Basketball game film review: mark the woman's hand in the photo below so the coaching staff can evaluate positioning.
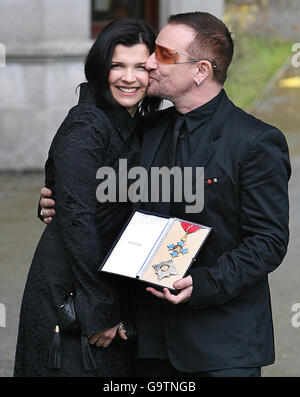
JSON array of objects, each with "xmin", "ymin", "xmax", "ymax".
[{"xmin": 88, "ymin": 322, "xmax": 127, "ymax": 348}]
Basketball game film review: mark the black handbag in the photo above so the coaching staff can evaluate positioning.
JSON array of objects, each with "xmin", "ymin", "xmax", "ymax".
[
  {"xmin": 57, "ymin": 292, "xmax": 80, "ymax": 334},
  {"xmin": 48, "ymin": 292, "xmax": 97, "ymax": 371},
  {"xmin": 48, "ymin": 293, "xmax": 137, "ymax": 371}
]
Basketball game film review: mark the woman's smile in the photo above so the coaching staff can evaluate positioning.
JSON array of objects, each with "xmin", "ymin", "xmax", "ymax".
[{"xmin": 117, "ymin": 86, "xmax": 141, "ymax": 95}]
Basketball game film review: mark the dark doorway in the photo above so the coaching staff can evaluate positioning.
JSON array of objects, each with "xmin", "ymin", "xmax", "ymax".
[{"xmin": 91, "ymin": 0, "xmax": 159, "ymax": 38}]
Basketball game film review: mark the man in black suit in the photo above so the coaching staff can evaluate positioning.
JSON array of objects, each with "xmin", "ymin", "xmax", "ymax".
[
  {"xmin": 40, "ymin": 12, "xmax": 290, "ymax": 377},
  {"xmin": 130, "ymin": 12, "xmax": 290, "ymax": 377}
]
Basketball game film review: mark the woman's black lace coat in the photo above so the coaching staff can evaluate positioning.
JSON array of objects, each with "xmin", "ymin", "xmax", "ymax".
[{"xmin": 14, "ymin": 83, "xmax": 141, "ymax": 377}]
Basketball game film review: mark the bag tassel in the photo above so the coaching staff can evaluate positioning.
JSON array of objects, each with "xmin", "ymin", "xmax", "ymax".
[
  {"xmin": 48, "ymin": 325, "xmax": 62, "ymax": 369},
  {"xmin": 81, "ymin": 335, "xmax": 97, "ymax": 371}
]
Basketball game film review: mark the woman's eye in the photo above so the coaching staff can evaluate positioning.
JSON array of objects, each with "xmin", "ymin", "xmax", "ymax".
[{"xmin": 110, "ymin": 64, "xmax": 147, "ymax": 71}]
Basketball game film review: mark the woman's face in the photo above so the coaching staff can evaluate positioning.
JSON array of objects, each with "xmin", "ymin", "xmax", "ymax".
[{"xmin": 108, "ymin": 43, "xmax": 150, "ymax": 116}]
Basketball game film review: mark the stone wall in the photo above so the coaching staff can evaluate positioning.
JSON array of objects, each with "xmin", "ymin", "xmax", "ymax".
[
  {"xmin": 0, "ymin": 0, "xmax": 224, "ymax": 171},
  {"xmin": 0, "ymin": 0, "xmax": 91, "ymax": 171},
  {"xmin": 160, "ymin": 0, "xmax": 224, "ymax": 27}
]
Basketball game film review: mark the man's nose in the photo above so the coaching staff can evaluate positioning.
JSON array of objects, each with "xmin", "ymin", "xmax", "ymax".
[
  {"xmin": 122, "ymin": 68, "xmax": 136, "ymax": 83},
  {"xmin": 146, "ymin": 52, "xmax": 158, "ymax": 71}
]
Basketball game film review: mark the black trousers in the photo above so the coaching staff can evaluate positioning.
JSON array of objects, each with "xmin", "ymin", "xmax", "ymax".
[{"xmin": 133, "ymin": 359, "xmax": 261, "ymax": 377}]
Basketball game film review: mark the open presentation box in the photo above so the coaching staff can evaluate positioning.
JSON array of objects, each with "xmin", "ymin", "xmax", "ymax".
[{"xmin": 98, "ymin": 210, "xmax": 211, "ymax": 290}]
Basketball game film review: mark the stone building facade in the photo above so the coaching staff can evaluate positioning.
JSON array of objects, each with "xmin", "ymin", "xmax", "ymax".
[{"xmin": 0, "ymin": 0, "xmax": 224, "ymax": 171}]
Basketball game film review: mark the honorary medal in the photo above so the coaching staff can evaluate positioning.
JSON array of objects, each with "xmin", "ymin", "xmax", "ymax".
[
  {"xmin": 167, "ymin": 222, "xmax": 202, "ymax": 258},
  {"xmin": 152, "ymin": 260, "xmax": 179, "ymax": 280}
]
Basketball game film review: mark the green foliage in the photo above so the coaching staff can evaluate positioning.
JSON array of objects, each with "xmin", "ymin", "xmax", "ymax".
[
  {"xmin": 223, "ymin": 1, "xmax": 295, "ymax": 109},
  {"xmin": 224, "ymin": 36, "xmax": 292, "ymax": 110}
]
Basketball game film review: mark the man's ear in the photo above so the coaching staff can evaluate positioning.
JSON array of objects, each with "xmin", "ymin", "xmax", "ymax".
[{"xmin": 193, "ymin": 60, "xmax": 211, "ymax": 85}]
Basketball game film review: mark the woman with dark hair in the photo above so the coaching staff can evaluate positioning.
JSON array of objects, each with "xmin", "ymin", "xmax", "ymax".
[{"xmin": 14, "ymin": 19, "xmax": 161, "ymax": 377}]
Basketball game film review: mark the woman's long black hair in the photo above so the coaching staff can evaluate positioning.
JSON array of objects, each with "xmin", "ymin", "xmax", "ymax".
[{"xmin": 84, "ymin": 18, "xmax": 162, "ymax": 116}]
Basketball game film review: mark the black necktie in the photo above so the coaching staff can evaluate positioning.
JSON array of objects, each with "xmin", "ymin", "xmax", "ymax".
[{"xmin": 168, "ymin": 116, "xmax": 185, "ymax": 168}]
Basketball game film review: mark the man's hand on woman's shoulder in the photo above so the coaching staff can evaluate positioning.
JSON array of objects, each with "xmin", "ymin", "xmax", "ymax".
[{"xmin": 40, "ymin": 187, "xmax": 56, "ymax": 224}]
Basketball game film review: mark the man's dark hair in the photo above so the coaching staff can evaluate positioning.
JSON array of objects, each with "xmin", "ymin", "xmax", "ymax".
[
  {"xmin": 85, "ymin": 18, "xmax": 162, "ymax": 115},
  {"xmin": 168, "ymin": 12, "xmax": 234, "ymax": 85}
]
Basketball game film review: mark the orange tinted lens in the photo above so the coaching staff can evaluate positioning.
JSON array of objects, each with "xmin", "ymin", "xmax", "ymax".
[{"xmin": 155, "ymin": 44, "xmax": 175, "ymax": 64}]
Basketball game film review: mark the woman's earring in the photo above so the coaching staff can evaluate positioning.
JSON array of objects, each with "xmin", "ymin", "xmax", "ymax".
[{"xmin": 196, "ymin": 81, "xmax": 201, "ymax": 87}]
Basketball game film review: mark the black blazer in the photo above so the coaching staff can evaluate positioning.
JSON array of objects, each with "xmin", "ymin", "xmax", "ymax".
[{"xmin": 136, "ymin": 91, "xmax": 291, "ymax": 372}]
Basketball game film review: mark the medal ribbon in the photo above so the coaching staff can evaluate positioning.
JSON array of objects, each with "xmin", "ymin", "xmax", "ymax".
[{"xmin": 181, "ymin": 222, "xmax": 202, "ymax": 234}]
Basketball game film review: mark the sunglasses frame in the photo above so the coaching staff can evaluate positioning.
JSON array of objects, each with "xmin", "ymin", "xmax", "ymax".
[{"xmin": 155, "ymin": 43, "xmax": 217, "ymax": 69}]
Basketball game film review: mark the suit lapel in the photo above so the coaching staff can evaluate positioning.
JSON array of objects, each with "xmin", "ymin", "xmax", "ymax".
[
  {"xmin": 187, "ymin": 91, "xmax": 234, "ymax": 171},
  {"xmin": 186, "ymin": 121, "xmax": 216, "ymax": 170},
  {"xmin": 210, "ymin": 90, "xmax": 234, "ymax": 141}
]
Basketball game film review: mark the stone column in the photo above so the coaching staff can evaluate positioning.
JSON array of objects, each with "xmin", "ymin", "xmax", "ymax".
[{"xmin": 0, "ymin": 0, "xmax": 92, "ymax": 171}]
